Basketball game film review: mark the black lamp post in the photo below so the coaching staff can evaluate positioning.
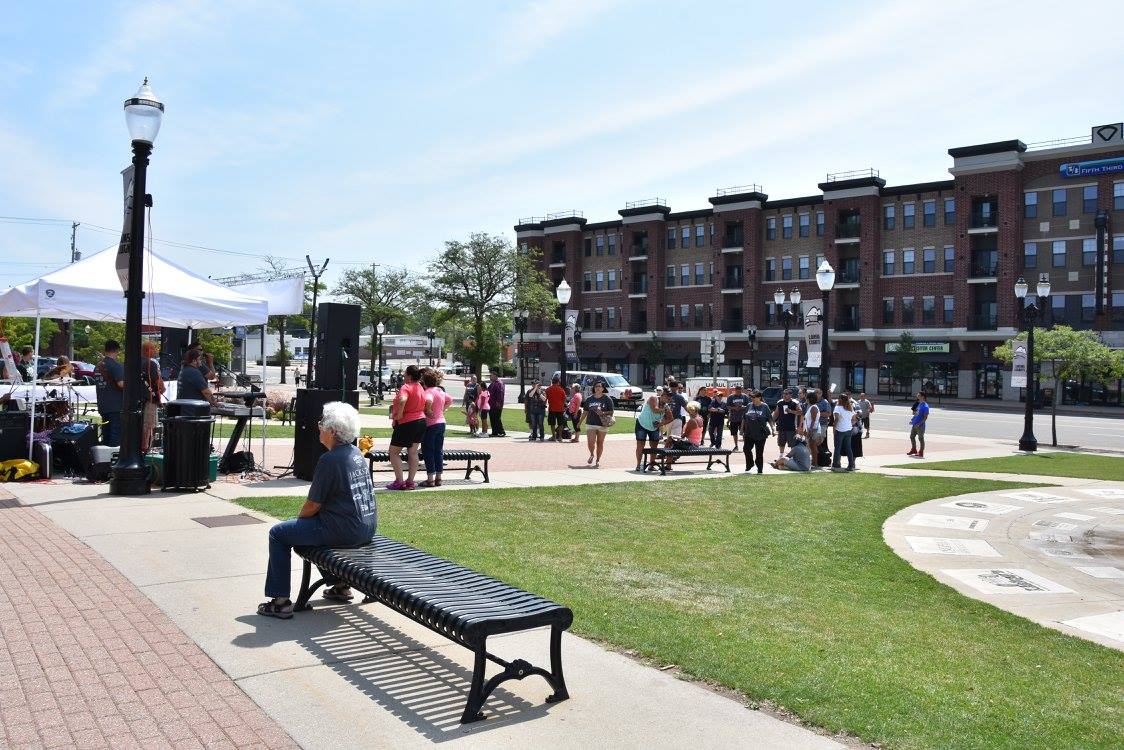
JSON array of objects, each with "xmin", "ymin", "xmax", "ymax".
[
  {"xmin": 425, "ymin": 327, "xmax": 436, "ymax": 366},
  {"xmin": 514, "ymin": 310, "xmax": 529, "ymax": 402},
  {"xmin": 1015, "ymin": 273, "xmax": 1050, "ymax": 452},
  {"xmin": 774, "ymin": 288, "xmax": 801, "ymax": 388},
  {"xmin": 745, "ymin": 324, "xmax": 757, "ymax": 388},
  {"xmin": 556, "ymin": 279, "xmax": 572, "ymax": 388},
  {"xmin": 110, "ymin": 79, "xmax": 163, "ymax": 497},
  {"xmin": 374, "ymin": 321, "xmax": 385, "ymax": 404},
  {"xmin": 816, "ymin": 260, "xmax": 836, "ymax": 399}
]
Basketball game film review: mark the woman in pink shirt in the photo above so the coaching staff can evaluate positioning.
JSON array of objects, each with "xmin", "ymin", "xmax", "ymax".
[
  {"xmin": 420, "ymin": 369, "xmax": 453, "ymax": 487},
  {"xmin": 475, "ymin": 387, "xmax": 491, "ymax": 436},
  {"xmin": 388, "ymin": 364, "xmax": 426, "ymax": 490}
]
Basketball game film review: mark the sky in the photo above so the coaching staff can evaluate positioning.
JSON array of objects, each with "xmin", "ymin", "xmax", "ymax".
[{"xmin": 1, "ymin": 0, "xmax": 1123, "ymax": 296}]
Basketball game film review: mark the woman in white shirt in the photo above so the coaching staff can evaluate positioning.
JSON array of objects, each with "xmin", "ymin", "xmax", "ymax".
[{"xmin": 831, "ymin": 393, "xmax": 856, "ymax": 471}]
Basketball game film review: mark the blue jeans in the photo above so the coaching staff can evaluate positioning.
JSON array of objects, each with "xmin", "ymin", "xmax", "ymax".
[
  {"xmin": 833, "ymin": 430, "xmax": 854, "ymax": 469},
  {"xmin": 266, "ymin": 517, "xmax": 332, "ymax": 599},
  {"xmin": 528, "ymin": 412, "xmax": 544, "ymax": 440},
  {"xmin": 101, "ymin": 412, "xmax": 121, "ymax": 446},
  {"xmin": 422, "ymin": 423, "xmax": 446, "ymax": 475}
]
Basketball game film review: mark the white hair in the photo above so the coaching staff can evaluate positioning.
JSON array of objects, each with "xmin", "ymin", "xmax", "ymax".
[{"xmin": 320, "ymin": 401, "xmax": 361, "ymax": 444}]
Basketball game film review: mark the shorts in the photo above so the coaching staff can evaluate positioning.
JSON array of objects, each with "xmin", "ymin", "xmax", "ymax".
[
  {"xmin": 729, "ymin": 420, "xmax": 742, "ymax": 436},
  {"xmin": 668, "ymin": 419, "xmax": 683, "ymax": 437},
  {"xmin": 143, "ymin": 402, "xmax": 158, "ymax": 432},
  {"xmin": 390, "ymin": 418, "xmax": 427, "ymax": 447},
  {"xmin": 777, "ymin": 429, "xmax": 796, "ymax": 449},
  {"xmin": 586, "ymin": 425, "xmax": 608, "ymax": 436},
  {"xmin": 634, "ymin": 424, "xmax": 660, "ymax": 442},
  {"xmin": 548, "ymin": 411, "xmax": 565, "ymax": 428}
]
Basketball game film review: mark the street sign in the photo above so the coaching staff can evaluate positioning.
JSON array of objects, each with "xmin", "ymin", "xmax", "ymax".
[
  {"xmin": 714, "ymin": 339, "xmax": 726, "ymax": 354},
  {"xmin": 700, "ymin": 353, "xmax": 711, "ymax": 363}
]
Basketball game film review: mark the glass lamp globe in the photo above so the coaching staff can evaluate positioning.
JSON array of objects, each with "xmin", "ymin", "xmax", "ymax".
[
  {"xmin": 376, "ymin": 321, "xmax": 385, "ymax": 335},
  {"xmin": 815, "ymin": 260, "xmax": 836, "ymax": 292},
  {"xmin": 791, "ymin": 288, "xmax": 801, "ymax": 306},
  {"xmin": 1014, "ymin": 277, "xmax": 1028, "ymax": 299},
  {"xmin": 773, "ymin": 289, "xmax": 784, "ymax": 305},
  {"xmin": 124, "ymin": 78, "xmax": 164, "ymax": 144},
  {"xmin": 1036, "ymin": 273, "xmax": 1051, "ymax": 298},
  {"xmin": 556, "ymin": 278, "xmax": 572, "ymax": 305}
]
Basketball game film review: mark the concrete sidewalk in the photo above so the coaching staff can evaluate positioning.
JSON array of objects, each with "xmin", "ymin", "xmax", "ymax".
[{"xmin": 3, "ymin": 480, "xmax": 845, "ymax": 750}]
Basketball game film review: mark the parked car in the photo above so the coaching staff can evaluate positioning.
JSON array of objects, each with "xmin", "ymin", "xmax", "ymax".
[
  {"xmin": 552, "ymin": 370, "xmax": 643, "ymax": 410},
  {"xmin": 761, "ymin": 386, "xmax": 784, "ymax": 410},
  {"xmin": 35, "ymin": 357, "xmax": 58, "ymax": 377}
]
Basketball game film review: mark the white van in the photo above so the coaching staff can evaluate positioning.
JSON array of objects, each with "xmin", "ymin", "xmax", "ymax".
[{"xmin": 552, "ymin": 370, "xmax": 642, "ymax": 410}]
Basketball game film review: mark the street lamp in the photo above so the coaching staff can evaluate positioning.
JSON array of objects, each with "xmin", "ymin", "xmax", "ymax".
[
  {"xmin": 110, "ymin": 79, "xmax": 163, "ymax": 497},
  {"xmin": 816, "ymin": 260, "xmax": 836, "ymax": 399},
  {"xmin": 745, "ymin": 324, "xmax": 758, "ymax": 388},
  {"xmin": 1015, "ymin": 273, "xmax": 1050, "ymax": 452},
  {"xmin": 774, "ymin": 288, "xmax": 801, "ymax": 388},
  {"xmin": 425, "ymin": 327, "xmax": 436, "ymax": 366},
  {"xmin": 375, "ymin": 321, "xmax": 385, "ymax": 404},
  {"xmin": 555, "ymin": 279, "xmax": 572, "ymax": 389},
  {"xmin": 514, "ymin": 310, "xmax": 530, "ymax": 403}
]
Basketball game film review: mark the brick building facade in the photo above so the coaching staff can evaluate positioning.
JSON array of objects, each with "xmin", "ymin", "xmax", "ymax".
[{"xmin": 516, "ymin": 124, "xmax": 1124, "ymax": 404}]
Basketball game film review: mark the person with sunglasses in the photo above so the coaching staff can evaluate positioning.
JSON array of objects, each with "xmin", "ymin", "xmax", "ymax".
[{"xmin": 740, "ymin": 391, "xmax": 773, "ymax": 474}]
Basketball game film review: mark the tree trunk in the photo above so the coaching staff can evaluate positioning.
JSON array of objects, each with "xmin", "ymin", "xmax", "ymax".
[
  {"xmin": 473, "ymin": 316, "xmax": 485, "ymax": 378},
  {"xmin": 1051, "ymin": 376, "xmax": 1059, "ymax": 446},
  {"xmin": 278, "ymin": 317, "xmax": 287, "ymax": 384}
]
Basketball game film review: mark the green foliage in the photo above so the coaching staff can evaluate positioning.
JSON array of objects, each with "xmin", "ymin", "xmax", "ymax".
[
  {"xmin": 889, "ymin": 332, "xmax": 923, "ymax": 394},
  {"xmin": 888, "ymin": 451, "xmax": 1124, "ymax": 481},
  {"xmin": 72, "ymin": 321, "xmax": 125, "ymax": 362},
  {"xmin": 995, "ymin": 325, "xmax": 1124, "ymax": 384},
  {"xmin": 197, "ymin": 329, "xmax": 233, "ymax": 367},
  {"xmin": 0, "ymin": 317, "xmax": 62, "ymax": 352},
  {"xmin": 266, "ymin": 347, "xmax": 292, "ymax": 366},
  {"xmin": 332, "ymin": 264, "xmax": 424, "ymax": 337},
  {"xmin": 644, "ymin": 333, "xmax": 663, "ymax": 365}
]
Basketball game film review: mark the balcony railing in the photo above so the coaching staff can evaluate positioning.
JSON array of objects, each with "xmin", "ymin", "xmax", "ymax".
[
  {"xmin": 720, "ymin": 318, "xmax": 744, "ymax": 333},
  {"xmin": 835, "ymin": 315, "xmax": 861, "ymax": 331},
  {"xmin": 630, "ymin": 278, "xmax": 648, "ymax": 294},
  {"xmin": 628, "ymin": 321, "xmax": 648, "ymax": 334},
  {"xmin": 970, "ymin": 262, "xmax": 998, "ymax": 278},
  {"xmin": 722, "ymin": 276, "xmax": 744, "ymax": 290},
  {"xmin": 835, "ymin": 221, "xmax": 861, "ymax": 239},
  {"xmin": 630, "ymin": 242, "xmax": 649, "ymax": 257},
  {"xmin": 970, "ymin": 210, "xmax": 998, "ymax": 229},
  {"xmin": 837, "ymin": 267, "xmax": 861, "ymax": 284},
  {"xmin": 969, "ymin": 313, "xmax": 998, "ymax": 330},
  {"xmin": 722, "ymin": 230, "xmax": 745, "ymax": 247}
]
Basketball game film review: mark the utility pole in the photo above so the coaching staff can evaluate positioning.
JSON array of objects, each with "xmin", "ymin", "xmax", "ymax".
[
  {"xmin": 304, "ymin": 255, "xmax": 329, "ymax": 386},
  {"xmin": 66, "ymin": 222, "xmax": 79, "ymax": 359}
]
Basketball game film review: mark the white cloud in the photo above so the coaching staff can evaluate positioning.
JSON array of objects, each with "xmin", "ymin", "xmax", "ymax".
[{"xmin": 496, "ymin": 0, "xmax": 624, "ymax": 67}]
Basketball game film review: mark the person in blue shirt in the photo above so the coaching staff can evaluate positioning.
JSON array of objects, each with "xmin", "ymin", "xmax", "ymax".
[
  {"xmin": 258, "ymin": 401, "xmax": 377, "ymax": 619},
  {"xmin": 94, "ymin": 340, "xmax": 126, "ymax": 446},
  {"xmin": 907, "ymin": 391, "xmax": 929, "ymax": 458}
]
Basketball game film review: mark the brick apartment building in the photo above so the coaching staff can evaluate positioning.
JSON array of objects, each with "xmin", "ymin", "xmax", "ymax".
[{"xmin": 514, "ymin": 123, "xmax": 1124, "ymax": 404}]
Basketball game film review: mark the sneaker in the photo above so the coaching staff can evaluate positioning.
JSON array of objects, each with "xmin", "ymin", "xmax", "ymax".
[
  {"xmin": 916, "ymin": 451, "xmax": 924, "ymax": 459},
  {"xmin": 402, "ymin": 481, "xmax": 416, "ymax": 490},
  {"xmin": 906, "ymin": 449, "xmax": 917, "ymax": 456},
  {"xmin": 587, "ymin": 455, "xmax": 594, "ymax": 465},
  {"xmin": 386, "ymin": 480, "xmax": 405, "ymax": 490}
]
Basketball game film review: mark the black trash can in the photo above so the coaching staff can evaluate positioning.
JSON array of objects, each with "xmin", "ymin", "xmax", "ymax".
[{"xmin": 162, "ymin": 399, "xmax": 214, "ymax": 491}]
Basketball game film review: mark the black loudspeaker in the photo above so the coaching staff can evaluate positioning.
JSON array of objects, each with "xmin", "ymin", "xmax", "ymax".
[
  {"xmin": 160, "ymin": 328, "xmax": 190, "ymax": 377},
  {"xmin": 293, "ymin": 388, "xmax": 359, "ymax": 480},
  {"xmin": 0, "ymin": 410, "xmax": 32, "ymax": 462},
  {"xmin": 313, "ymin": 303, "xmax": 360, "ymax": 392}
]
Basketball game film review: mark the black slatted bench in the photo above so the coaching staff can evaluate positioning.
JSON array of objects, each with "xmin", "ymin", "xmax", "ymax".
[
  {"xmin": 293, "ymin": 535, "xmax": 572, "ymax": 723},
  {"xmin": 366, "ymin": 449, "xmax": 490, "ymax": 483},
  {"xmin": 642, "ymin": 446, "xmax": 733, "ymax": 476}
]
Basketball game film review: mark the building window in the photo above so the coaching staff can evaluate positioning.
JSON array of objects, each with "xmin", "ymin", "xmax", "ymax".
[
  {"xmin": 680, "ymin": 304, "xmax": 690, "ymax": 325},
  {"xmin": 799, "ymin": 256, "xmax": 810, "ymax": 279},
  {"xmin": 782, "ymin": 215, "xmax": 793, "ymax": 239},
  {"xmin": 608, "ymin": 234, "xmax": 617, "ymax": 255},
  {"xmin": 665, "ymin": 265, "xmax": 675, "ymax": 287},
  {"xmin": 922, "ymin": 296, "xmax": 935, "ymax": 325},
  {"xmin": 693, "ymin": 304, "xmax": 704, "ymax": 327},
  {"xmin": 816, "ymin": 253, "xmax": 825, "ymax": 269},
  {"xmin": 681, "ymin": 264, "xmax": 690, "ymax": 286},
  {"xmin": 1052, "ymin": 188, "xmax": 1067, "ymax": 216},
  {"xmin": 681, "ymin": 226, "xmax": 690, "ymax": 247},
  {"xmin": 666, "ymin": 306, "xmax": 675, "ymax": 327},
  {"xmin": 903, "ymin": 248, "xmax": 915, "ymax": 274},
  {"xmin": 923, "ymin": 247, "xmax": 936, "ymax": 273},
  {"xmin": 781, "ymin": 257, "xmax": 792, "ymax": 280},
  {"xmin": 1024, "ymin": 191, "xmax": 1037, "ymax": 218},
  {"xmin": 799, "ymin": 214, "xmax": 810, "ymax": 237},
  {"xmin": 882, "ymin": 298, "xmax": 894, "ymax": 324},
  {"xmin": 816, "ymin": 211, "xmax": 825, "ymax": 236},
  {"xmin": 583, "ymin": 271, "xmax": 592, "ymax": 291},
  {"xmin": 695, "ymin": 224, "xmax": 705, "ymax": 247},
  {"xmin": 584, "ymin": 238, "xmax": 592, "ymax": 257},
  {"xmin": 709, "ymin": 261, "xmax": 715, "ymax": 283},
  {"xmin": 1051, "ymin": 294, "xmax": 1065, "ymax": 322},
  {"xmin": 595, "ymin": 271, "xmax": 604, "ymax": 291},
  {"xmin": 1115, "ymin": 182, "xmax": 1124, "ymax": 211},
  {"xmin": 596, "ymin": 235, "xmax": 604, "ymax": 256},
  {"xmin": 583, "ymin": 310, "xmax": 592, "ymax": 329},
  {"xmin": 1024, "ymin": 241, "xmax": 1037, "ymax": 268},
  {"xmin": 944, "ymin": 197, "xmax": 956, "ymax": 225},
  {"xmin": 1053, "ymin": 240, "xmax": 1066, "ymax": 267},
  {"xmin": 765, "ymin": 302, "xmax": 776, "ymax": 324},
  {"xmin": 666, "ymin": 227, "xmax": 676, "ymax": 249},
  {"xmin": 607, "ymin": 307, "xmax": 617, "ymax": 329},
  {"xmin": 1083, "ymin": 185, "xmax": 1098, "ymax": 214},
  {"xmin": 1115, "ymin": 235, "xmax": 1124, "ymax": 263},
  {"xmin": 903, "ymin": 203, "xmax": 916, "ymax": 229},
  {"xmin": 694, "ymin": 262, "xmax": 704, "ymax": 285},
  {"xmin": 1083, "ymin": 237, "xmax": 1097, "ymax": 266},
  {"xmin": 1082, "ymin": 293, "xmax": 1095, "ymax": 322},
  {"xmin": 766, "ymin": 217, "xmax": 776, "ymax": 240},
  {"xmin": 765, "ymin": 258, "xmax": 776, "ymax": 281},
  {"xmin": 883, "ymin": 204, "xmax": 895, "ymax": 230},
  {"xmin": 944, "ymin": 245, "xmax": 954, "ymax": 272},
  {"xmin": 943, "ymin": 296, "xmax": 954, "ymax": 325},
  {"xmin": 923, "ymin": 200, "xmax": 936, "ymax": 227},
  {"xmin": 594, "ymin": 309, "xmax": 603, "ymax": 329},
  {"xmin": 882, "ymin": 250, "xmax": 895, "ymax": 276},
  {"xmin": 608, "ymin": 270, "xmax": 618, "ymax": 290},
  {"xmin": 901, "ymin": 297, "xmax": 914, "ymax": 325}
]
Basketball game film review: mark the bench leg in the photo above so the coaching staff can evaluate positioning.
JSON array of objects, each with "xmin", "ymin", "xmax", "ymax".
[
  {"xmin": 464, "ymin": 459, "xmax": 473, "ymax": 481},
  {"xmin": 546, "ymin": 623, "xmax": 569, "ymax": 704},
  {"xmin": 482, "ymin": 458, "xmax": 489, "ymax": 483},
  {"xmin": 294, "ymin": 560, "xmax": 326, "ymax": 612},
  {"xmin": 460, "ymin": 629, "xmax": 570, "ymax": 724},
  {"xmin": 462, "ymin": 648, "xmax": 489, "ymax": 723}
]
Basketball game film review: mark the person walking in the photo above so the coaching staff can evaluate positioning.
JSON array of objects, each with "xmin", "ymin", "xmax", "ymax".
[
  {"xmin": 140, "ymin": 340, "xmax": 165, "ymax": 454},
  {"xmin": 773, "ymin": 388, "xmax": 798, "ymax": 457},
  {"xmin": 387, "ymin": 365, "xmax": 426, "ymax": 490},
  {"xmin": 741, "ymin": 390, "xmax": 773, "ymax": 474},
  {"xmin": 546, "ymin": 375, "xmax": 567, "ymax": 441},
  {"xmin": 907, "ymin": 391, "xmax": 929, "ymax": 458},
  {"xmin": 831, "ymin": 393, "xmax": 857, "ymax": 471},
  {"xmin": 475, "ymin": 384, "xmax": 490, "ymax": 436},
  {"xmin": 634, "ymin": 392, "xmax": 662, "ymax": 471},
  {"xmin": 524, "ymin": 381, "xmax": 547, "ymax": 441},
  {"xmin": 566, "ymin": 383, "xmax": 583, "ymax": 442},
  {"xmin": 94, "ymin": 340, "xmax": 125, "ymax": 447},
  {"xmin": 487, "ymin": 372, "xmax": 507, "ymax": 437},
  {"xmin": 726, "ymin": 384, "xmax": 749, "ymax": 452},
  {"xmin": 584, "ymin": 380, "xmax": 614, "ymax": 468},
  {"xmin": 856, "ymin": 392, "xmax": 873, "ymax": 438},
  {"xmin": 420, "ymin": 369, "xmax": 453, "ymax": 487},
  {"xmin": 695, "ymin": 387, "xmax": 712, "ymax": 442},
  {"xmin": 707, "ymin": 391, "xmax": 727, "ymax": 448}
]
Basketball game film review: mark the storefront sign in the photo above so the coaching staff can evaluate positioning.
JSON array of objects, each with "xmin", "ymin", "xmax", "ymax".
[
  {"xmin": 803, "ymin": 300, "xmax": 822, "ymax": 368},
  {"xmin": 885, "ymin": 341, "xmax": 949, "ymax": 354},
  {"xmin": 786, "ymin": 342, "xmax": 799, "ymax": 376},
  {"xmin": 1010, "ymin": 341, "xmax": 1028, "ymax": 388},
  {"xmin": 1059, "ymin": 156, "xmax": 1124, "ymax": 178}
]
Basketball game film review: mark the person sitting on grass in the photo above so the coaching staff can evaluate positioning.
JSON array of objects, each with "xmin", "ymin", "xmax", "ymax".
[
  {"xmin": 771, "ymin": 434, "xmax": 812, "ymax": 472},
  {"xmin": 258, "ymin": 401, "xmax": 376, "ymax": 619}
]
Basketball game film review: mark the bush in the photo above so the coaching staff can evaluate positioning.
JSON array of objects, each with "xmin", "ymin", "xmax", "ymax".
[{"xmin": 492, "ymin": 363, "xmax": 517, "ymax": 377}]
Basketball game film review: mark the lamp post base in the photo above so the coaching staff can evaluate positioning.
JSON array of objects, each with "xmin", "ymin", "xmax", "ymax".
[
  {"xmin": 1018, "ymin": 434, "xmax": 1038, "ymax": 452},
  {"xmin": 109, "ymin": 463, "xmax": 151, "ymax": 495}
]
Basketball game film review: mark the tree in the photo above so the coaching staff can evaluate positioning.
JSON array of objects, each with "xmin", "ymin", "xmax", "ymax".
[
  {"xmin": 890, "ymin": 332, "xmax": 924, "ymax": 398},
  {"xmin": 644, "ymin": 333, "xmax": 663, "ymax": 386},
  {"xmin": 996, "ymin": 325, "xmax": 1124, "ymax": 446},
  {"xmin": 197, "ymin": 328, "xmax": 233, "ymax": 368},
  {"xmin": 332, "ymin": 265, "xmax": 424, "ymax": 375},
  {"xmin": 0, "ymin": 318, "xmax": 62, "ymax": 353},
  {"xmin": 427, "ymin": 233, "xmax": 556, "ymax": 377},
  {"xmin": 72, "ymin": 321, "xmax": 125, "ymax": 363}
]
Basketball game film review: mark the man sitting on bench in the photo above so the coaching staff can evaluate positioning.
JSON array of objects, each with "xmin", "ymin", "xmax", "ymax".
[{"xmin": 258, "ymin": 401, "xmax": 377, "ymax": 619}]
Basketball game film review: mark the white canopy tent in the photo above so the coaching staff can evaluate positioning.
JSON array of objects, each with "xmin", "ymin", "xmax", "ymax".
[{"xmin": 0, "ymin": 245, "xmax": 273, "ymax": 462}]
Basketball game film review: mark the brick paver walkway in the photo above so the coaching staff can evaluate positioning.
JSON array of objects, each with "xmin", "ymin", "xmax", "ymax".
[{"xmin": 0, "ymin": 492, "xmax": 298, "ymax": 750}]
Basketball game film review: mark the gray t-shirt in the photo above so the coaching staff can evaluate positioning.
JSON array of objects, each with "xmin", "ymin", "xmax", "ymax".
[
  {"xmin": 310, "ymin": 444, "xmax": 377, "ymax": 545},
  {"xmin": 95, "ymin": 356, "xmax": 125, "ymax": 413},
  {"xmin": 856, "ymin": 399, "xmax": 872, "ymax": 417},
  {"xmin": 177, "ymin": 366, "xmax": 210, "ymax": 401},
  {"xmin": 786, "ymin": 441, "xmax": 812, "ymax": 471}
]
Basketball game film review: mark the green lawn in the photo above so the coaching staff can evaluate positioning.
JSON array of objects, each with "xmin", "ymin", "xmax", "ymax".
[
  {"xmin": 887, "ymin": 451, "xmax": 1124, "ymax": 481},
  {"xmin": 233, "ymin": 475, "xmax": 1122, "ymax": 750},
  {"xmin": 211, "ymin": 421, "xmax": 292, "ymax": 439}
]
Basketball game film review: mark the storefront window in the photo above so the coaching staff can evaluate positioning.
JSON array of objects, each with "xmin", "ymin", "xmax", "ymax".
[
  {"xmin": 877, "ymin": 363, "xmax": 895, "ymax": 396},
  {"xmin": 844, "ymin": 362, "xmax": 866, "ymax": 393},
  {"xmin": 923, "ymin": 363, "xmax": 958, "ymax": 398},
  {"xmin": 974, "ymin": 363, "xmax": 1002, "ymax": 399},
  {"xmin": 1062, "ymin": 377, "xmax": 1122, "ymax": 407},
  {"xmin": 759, "ymin": 359, "xmax": 782, "ymax": 386}
]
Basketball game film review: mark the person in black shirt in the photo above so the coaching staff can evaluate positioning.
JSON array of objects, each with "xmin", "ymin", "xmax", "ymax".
[
  {"xmin": 773, "ymin": 388, "xmax": 799, "ymax": 456},
  {"xmin": 695, "ymin": 387, "xmax": 712, "ymax": 441},
  {"xmin": 741, "ymin": 391, "xmax": 773, "ymax": 474},
  {"xmin": 707, "ymin": 392, "xmax": 727, "ymax": 447},
  {"xmin": 725, "ymin": 385, "xmax": 750, "ymax": 452},
  {"xmin": 95, "ymin": 341, "xmax": 126, "ymax": 446},
  {"xmin": 15, "ymin": 346, "xmax": 33, "ymax": 381},
  {"xmin": 178, "ymin": 349, "xmax": 215, "ymax": 404}
]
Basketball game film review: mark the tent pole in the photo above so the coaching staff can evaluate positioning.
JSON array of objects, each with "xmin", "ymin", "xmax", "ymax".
[
  {"xmin": 27, "ymin": 314, "xmax": 41, "ymax": 460},
  {"xmin": 261, "ymin": 320, "xmax": 267, "ymax": 471}
]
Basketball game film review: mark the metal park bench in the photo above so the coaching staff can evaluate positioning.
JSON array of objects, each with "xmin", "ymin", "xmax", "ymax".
[
  {"xmin": 642, "ymin": 446, "xmax": 733, "ymax": 476},
  {"xmin": 366, "ymin": 449, "xmax": 490, "ymax": 483},
  {"xmin": 293, "ymin": 535, "xmax": 572, "ymax": 723}
]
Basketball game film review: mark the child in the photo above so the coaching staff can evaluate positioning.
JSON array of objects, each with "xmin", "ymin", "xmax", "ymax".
[
  {"xmin": 465, "ymin": 399, "xmax": 479, "ymax": 436},
  {"xmin": 476, "ymin": 386, "xmax": 491, "ymax": 437}
]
